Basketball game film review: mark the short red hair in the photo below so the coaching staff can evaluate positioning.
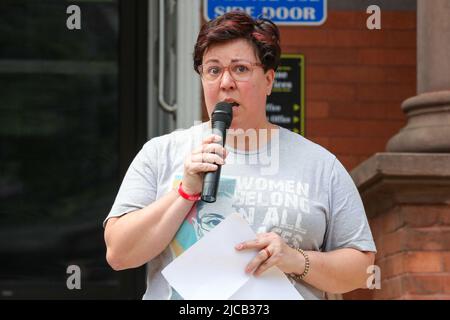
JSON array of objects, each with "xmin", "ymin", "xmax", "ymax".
[{"xmin": 193, "ymin": 11, "xmax": 281, "ymax": 73}]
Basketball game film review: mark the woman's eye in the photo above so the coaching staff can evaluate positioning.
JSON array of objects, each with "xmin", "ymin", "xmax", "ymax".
[
  {"xmin": 207, "ymin": 66, "xmax": 221, "ymax": 75},
  {"xmin": 234, "ymin": 65, "xmax": 249, "ymax": 73},
  {"xmin": 203, "ymin": 217, "xmax": 221, "ymax": 228},
  {"xmin": 200, "ymin": 213, "xmax": 224, "ymax": 230}
]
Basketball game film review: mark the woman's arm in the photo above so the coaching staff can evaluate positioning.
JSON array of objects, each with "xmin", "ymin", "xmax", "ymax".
[
  {"xmin": 104, "ymin": 134, "xmax": 227, "ymax": 271},
  {"xmin": 104, "ymin": 189, "xmax": 195, "ymax": 271},
  {"xmin": 292, "ymin": 248, "xmax": 375, "ymax": 294},
  {"xmin": 237, "ymin": 233, "xmax": 376, "ymax": 294}
]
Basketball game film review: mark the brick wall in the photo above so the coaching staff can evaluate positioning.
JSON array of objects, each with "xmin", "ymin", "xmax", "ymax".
[
  {"xmin": 280, "ymin": 10, "xmax": 416, "ymax": 170},
  {"xmin": 344, "ymin": 204, "xmax": 450, "ymax": 300}
]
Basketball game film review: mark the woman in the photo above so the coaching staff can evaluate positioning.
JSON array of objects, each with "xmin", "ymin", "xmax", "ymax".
[{"xmin": 104, "ymin": 11, "xmax": 376, "ymax": 300}]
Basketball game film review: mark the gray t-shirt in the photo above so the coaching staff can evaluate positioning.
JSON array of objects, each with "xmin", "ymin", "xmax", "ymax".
[{"xmin": 105, "ymin": 122, "xmax": 376, "ymax": 300}]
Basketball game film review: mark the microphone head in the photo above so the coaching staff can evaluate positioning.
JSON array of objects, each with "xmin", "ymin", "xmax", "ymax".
[{"xmin": 211, "ymin": 101, "xmax": 234, "ymax": 128}]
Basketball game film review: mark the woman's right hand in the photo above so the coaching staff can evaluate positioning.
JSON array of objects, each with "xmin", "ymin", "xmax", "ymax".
[{"xmin": 181, "ymin": 134, "xmax": 228, "ymax": 195}]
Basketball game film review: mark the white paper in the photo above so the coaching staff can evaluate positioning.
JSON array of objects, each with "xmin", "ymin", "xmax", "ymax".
[
  {"xmin": 230, "ymin": 267, "xmax": 303, "ymax": 300},
  {"xmin": 162, "ymin": 213, "xmax": 303, "ymax": 300}
]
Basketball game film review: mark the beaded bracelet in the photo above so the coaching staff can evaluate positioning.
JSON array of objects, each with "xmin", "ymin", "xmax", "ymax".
[{"xmin": 289, "ymin": 248, "xmax": 310, "ymax": 282}]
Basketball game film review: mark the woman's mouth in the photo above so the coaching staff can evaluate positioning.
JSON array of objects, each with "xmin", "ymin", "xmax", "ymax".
[{"xmin": 223, "ymin": 99, "xmax": 239, "ymax": 107}]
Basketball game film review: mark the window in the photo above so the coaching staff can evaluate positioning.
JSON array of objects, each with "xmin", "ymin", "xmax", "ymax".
[{"xmin": 0, "ymin": 0, "xmax": 144, "ymax": 299}]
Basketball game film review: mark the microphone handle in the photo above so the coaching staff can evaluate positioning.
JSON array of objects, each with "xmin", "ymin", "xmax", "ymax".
[{"xmin": 201, "ymin": 121, "xmax": 227, "ymax": 203}]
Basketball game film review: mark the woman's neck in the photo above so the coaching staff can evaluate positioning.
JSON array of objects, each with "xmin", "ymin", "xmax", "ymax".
[
  {"xmin": 225, "ymin": 120, "xmax": 279, "ymax": 152},
  {"xmin": 206, "ymin": 116, "xmax": 279, "ymax": 151}
]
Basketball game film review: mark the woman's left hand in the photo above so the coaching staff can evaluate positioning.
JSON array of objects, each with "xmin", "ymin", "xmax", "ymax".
[{"xmin": 235, "ymin": 232, "xmax": 304, "ymax": 276}]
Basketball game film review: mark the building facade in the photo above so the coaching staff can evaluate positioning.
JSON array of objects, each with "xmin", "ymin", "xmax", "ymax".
[{"xmin": 1, "ymin": 0, "xmax": 448, "ymax": 299}]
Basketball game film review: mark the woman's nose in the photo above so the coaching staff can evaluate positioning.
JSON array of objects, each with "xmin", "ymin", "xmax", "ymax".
[{"xmin": 219, "ymin": 69, "xmax": 236, "ymax": 90}]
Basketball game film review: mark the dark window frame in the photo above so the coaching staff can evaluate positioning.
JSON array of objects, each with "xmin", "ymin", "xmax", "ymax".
[{"xmin": 116, "ymin": 0, "xmax": 148, "ymax": 299}]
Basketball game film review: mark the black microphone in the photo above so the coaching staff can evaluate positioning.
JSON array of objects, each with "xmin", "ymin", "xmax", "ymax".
[{"xmin": 201, "ymin": 101, "xmax": 234, "ymax": 203}]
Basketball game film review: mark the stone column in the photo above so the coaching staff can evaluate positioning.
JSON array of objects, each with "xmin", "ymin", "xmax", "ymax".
[
  {"xmin": 345, "ymin": 154, "xmax": 450, "ymax": 300},
  {"xmin": 387, "ymin": 0, "xmax": 450, "ymax": 152},
  {"xmin": 346, "ymin": 0, "xmax": 450, "ymax": 300}
]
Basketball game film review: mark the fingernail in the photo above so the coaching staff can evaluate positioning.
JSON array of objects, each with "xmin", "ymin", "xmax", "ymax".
[{"xmin": 235, "ymin": 244, "xmax": 243, "ymax": 250}]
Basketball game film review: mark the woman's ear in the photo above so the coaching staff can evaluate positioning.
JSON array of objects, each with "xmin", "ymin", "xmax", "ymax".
[{"xmin": 265, "ymin": 69, "xmax": 275, "ymax": 96}]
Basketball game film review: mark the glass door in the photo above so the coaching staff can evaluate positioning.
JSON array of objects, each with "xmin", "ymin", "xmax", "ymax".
[{"xmin": 0, "ymin": 0, "xmax": 147, "ymax": 299}]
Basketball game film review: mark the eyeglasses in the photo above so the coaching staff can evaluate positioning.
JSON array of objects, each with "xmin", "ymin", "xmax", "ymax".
[{"xmin": 198, "ymin": 61, "xmax": 263, "ymax": 82}]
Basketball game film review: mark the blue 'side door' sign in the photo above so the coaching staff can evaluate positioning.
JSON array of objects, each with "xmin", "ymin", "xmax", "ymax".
[{"xmin": 204, "ymin": 0, "xmax": 327, "ymax": 26}]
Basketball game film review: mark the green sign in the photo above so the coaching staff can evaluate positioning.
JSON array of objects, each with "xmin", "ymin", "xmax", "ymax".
[{"xmin": 266, "ymin": 54, "xmax": 305, "ymax": 136}]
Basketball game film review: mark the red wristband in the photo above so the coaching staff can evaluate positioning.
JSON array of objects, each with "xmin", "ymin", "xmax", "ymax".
[{"xmin": 178, "ymin": 182, "xmax": 201, "ymax": 201}]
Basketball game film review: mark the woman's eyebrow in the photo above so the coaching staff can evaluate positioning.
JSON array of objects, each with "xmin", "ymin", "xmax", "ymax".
[
  {"xmin": 203, "ymin": 58, "xmax": 250, "ymax": 64},
  {"xmin": 203, "ymin": 58, "xmax": 220, "ymax": 64}
]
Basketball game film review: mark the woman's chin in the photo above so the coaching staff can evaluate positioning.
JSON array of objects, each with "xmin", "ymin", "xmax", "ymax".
[
  {"xmin": 229, "ymin": 121, "xmax": 253, "ymax": 133},
  {"xmin": 229, "ymin": 121, "xmax": 242, "ymax": 131}
]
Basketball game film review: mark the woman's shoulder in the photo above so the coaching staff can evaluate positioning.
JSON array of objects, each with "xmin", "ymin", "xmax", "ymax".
[
  {"xmin": 278, "ymin": 126, "xmax": 337, "ymax": 163},
  {"xmin": 141, "ymin": 122, "xmax": 205, "ymax": 152}
]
